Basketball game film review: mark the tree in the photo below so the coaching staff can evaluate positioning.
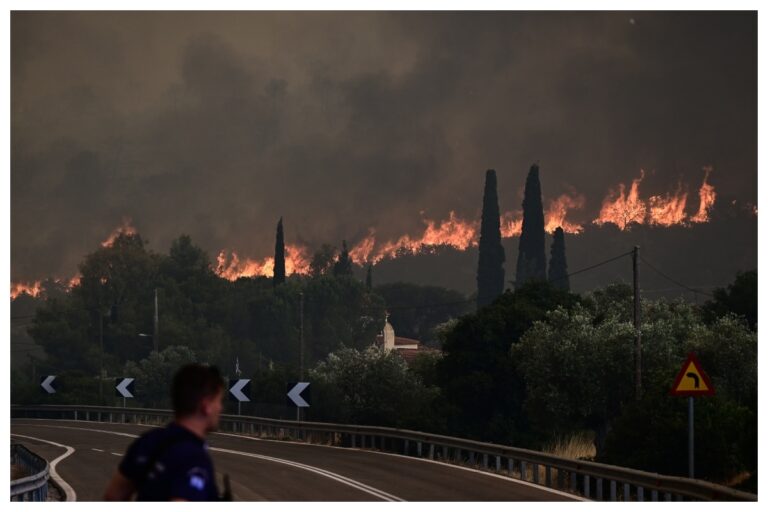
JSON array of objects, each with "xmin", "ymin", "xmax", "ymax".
[
  {"xmin": 547, "ymin": 227, "xmax": 569, "ymax": 291},
  {"xmin": 273, "ymin": 217, "xmax": 286, "ymax": 288},
  {"xmin": 365, "ymin": 264, "xmax": 373, "ymax": 291},
  {"xmin": 476, "ymin": 169, "xmax": 505, "ymax": 308},
  {"xmin": 309, "ymin": 346, "xmax": 442, "ymax": 431},
  {"xmin": 702, "ymin": 270, "xmax": 756, "ymax": 330},
  {"xmin": 515, "ymin": 164, "xmax": 547, "ymax": 286},
  {"xmin": 124, "ymin": 345, "xmax": 198, "ymax": 408},
  {"xmin": 436, "ymin": 281, "xmax": 579, "ymax": 444},
  {"xmin": 310, "ymin": 244, "xmax": 336, "ymax": 276},
  {"xmin": 333, "ymin": 240, "xmax": 353, "ymax": 277}
]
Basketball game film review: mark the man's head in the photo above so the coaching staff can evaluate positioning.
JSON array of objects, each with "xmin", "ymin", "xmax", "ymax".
[{"xmin": 172, "ymin": 364, "xmax": 225, "ymax": 432}]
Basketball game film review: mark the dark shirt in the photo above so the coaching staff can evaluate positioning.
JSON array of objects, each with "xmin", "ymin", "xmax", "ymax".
[{"xmin": 119, "ymin": 422, "xmax": 219, "ymax": 501}]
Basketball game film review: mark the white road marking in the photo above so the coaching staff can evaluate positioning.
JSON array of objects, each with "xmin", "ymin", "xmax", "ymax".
[
  {"xmin": 11, "ymin": 433, "xmax": 78, "ymax": 501},
  {"xmin": 12, "ymin": 423, "xmax": 404, "ymax": 501},
  {"xmin": 209, "ymin": 429, "xmax": 584, "ymax": 500},
  {"xmin": 14, "ymin": 419, "xmax": 584, "ymax": 500},
  {"xmin": 111, "ymin": 452, "xmax": 123, "ymax": 457},
  {"xmin": 91, "ymin": 448, "xmax": 104, "ymax": 452}
]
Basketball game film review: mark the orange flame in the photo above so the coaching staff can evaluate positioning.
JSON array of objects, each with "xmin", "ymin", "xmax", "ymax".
[
  {"xmin": 545, "ymin": 193, "xmax": 585, "ymax": 234},
  {"xmin": 215, "ymin": 244, "xmax": 311, "ymax": 281},
  {"xmin": 101, "ymin": 217, "xmax": 137, "ymax": 247},
  {"xmin": 10, "ymin": 281, "xmax": 43, "ymax": 300},
  {"xmin": 500, "ymin": 211, "xmax": 523, "ymax": 237},
  {"xmin": 648, "ymin": 185, "xmax": 688, "ymax": 226},
  {"xmin": 349, "ymin": 230, "xmax": 377, "ymax": 265},
  {"xmin": 593, "ymin": 170, "xmax": 648, "ymax": 230},
  {"xmin": 690, "ymin": 167, "xmax": 716, "ymax": 223},
  {"xmin": 10, "ymin": 274, "xmax": 81, "ymax": 300}
]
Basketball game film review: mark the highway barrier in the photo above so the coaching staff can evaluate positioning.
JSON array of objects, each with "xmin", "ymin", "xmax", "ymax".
[
  {"xmin": 10, "ymin": 443, "xmax": 50, "ymax": 501},
  {"xmin": 11, "ymin": 404, "xmax": 756, "ymax": 502}
]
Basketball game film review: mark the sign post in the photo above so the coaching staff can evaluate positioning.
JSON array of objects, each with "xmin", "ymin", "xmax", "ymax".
[{"xmin": 669, "ymin": 352, "xmax": 715, "ymax": 478}]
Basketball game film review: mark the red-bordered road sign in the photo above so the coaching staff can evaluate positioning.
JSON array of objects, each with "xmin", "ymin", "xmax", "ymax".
[{"xmin": 670, "ymin": 352, "xmax": 715, "ymax": 397}]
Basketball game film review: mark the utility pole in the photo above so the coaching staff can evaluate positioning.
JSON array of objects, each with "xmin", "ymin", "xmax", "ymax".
[
  {"xmin": 633, "ymin": 246, "xmax": 642, "ymax": 400},
  {"xmin": 298, "ymin": 291, "xmax": 304, "ymax": 422},
  {"xmin": 153, "ymin": 288, "xmax": 159, "ymax": 353},
  {"xmin": 99, "ymin": 311, "xmax": 104, "ymax": 404}
]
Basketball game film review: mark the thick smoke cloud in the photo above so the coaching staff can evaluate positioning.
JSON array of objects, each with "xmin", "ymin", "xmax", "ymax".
[{"xmin": 11, "ymin": 12, "xmax": 756, "ymax": 284}]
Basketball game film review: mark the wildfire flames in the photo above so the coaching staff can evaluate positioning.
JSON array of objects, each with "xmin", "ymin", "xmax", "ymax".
[
  {"xmin": 216, "ymin": 244, "xmax": 311, "ymax": 280},
  {"xmin": 11, "ymin": 169, "xmax": 724, "ymax": 291},
  {"xmin": 593, "ymin": 168, "xmax": 717, "ymax": 230}
]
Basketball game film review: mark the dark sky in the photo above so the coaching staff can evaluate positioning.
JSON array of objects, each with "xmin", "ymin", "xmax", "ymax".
[{"xmin": 11, "ymin": 11, "xmax": 756, "ymax": 283}]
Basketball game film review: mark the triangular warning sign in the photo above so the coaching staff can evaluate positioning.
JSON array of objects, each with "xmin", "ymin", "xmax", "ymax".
[{"xmin": 670, "ymin": 352, "xmax": 715, "ymax": 397}]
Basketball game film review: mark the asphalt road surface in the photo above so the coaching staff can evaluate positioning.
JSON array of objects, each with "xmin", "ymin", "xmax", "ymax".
[{"xmin": 11, "ymin": 419, "xmax": 580, "ymax": 501}]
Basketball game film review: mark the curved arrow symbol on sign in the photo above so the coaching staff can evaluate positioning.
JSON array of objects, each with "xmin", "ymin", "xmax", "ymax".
[
  {"xmin": 116, "ymin": 378, "xmax": 135, "ymax": 398},
  {"xmin": 41, "ymin": 375, "xmax": 56, "ymax": 394},
  {"xmin": 288, "ymin": 382, "xmax": 310, "ymax": 407}
]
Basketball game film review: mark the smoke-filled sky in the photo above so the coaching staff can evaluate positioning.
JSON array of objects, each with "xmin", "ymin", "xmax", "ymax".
[{"xmin": 11, "ymin": 11, "xmax": 756, "ymax": 283}]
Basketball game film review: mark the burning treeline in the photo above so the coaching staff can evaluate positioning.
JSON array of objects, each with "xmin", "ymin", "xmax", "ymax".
[{"xmin": 12, "ymin": 167, "xmax": 722, "ymax": 297}]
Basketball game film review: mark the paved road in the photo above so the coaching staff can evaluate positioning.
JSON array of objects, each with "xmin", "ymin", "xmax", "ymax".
[{"xmin": 11, "ymin": 419, "xmax": 579, "ymax": 501}]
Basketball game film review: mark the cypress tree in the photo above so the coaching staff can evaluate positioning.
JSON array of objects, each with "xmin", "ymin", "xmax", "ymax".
[
  {"xmin": 515, "ymin": 164, "xmax": 547, "ymax": 286},
  {"xmin": 365, "ymin": 264, "xmax": 373, "ymax": 290},
  {"xmin": 548, "ymin": 227, "xmax": 570, "ymax": 291},
  {"xmin": 333, "ymin": 240, "xmax": 353, "ymax": 276},
  {"xmin": 273, "ymin": 217, "xmax": 286, "ymax": 288},
  {"xmin": 476, "ymin": 169, "xmax": 506, "ymax": 308}
]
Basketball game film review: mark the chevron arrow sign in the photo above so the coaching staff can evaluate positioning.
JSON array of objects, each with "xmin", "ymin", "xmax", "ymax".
[
  {"xmin": 115, "ymin": 378, "xmax": 135, "ymax": 398},
  {"xmin": 287, "ymin": 382, "xmax": 310, "ymax": 408},
  {"xmin": 229, "ymin": 379, "xmax": 251, "ymax": 402},
  {"xmin": 40, "ymin": 375, "xmax": 56, "ymax": 394}
]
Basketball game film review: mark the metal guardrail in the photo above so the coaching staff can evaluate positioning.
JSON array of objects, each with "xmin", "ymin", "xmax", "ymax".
[
  {"xmin": 10, "ymin": 443, "xmax": 50, "ymax": 501},
  {"xmin": 11, "ymin": 404, "xmax": 757, "ymax": 502}
]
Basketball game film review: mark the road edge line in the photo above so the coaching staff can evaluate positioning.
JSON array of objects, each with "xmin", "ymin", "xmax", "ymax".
[{"xmin": 11, "ymin": 433, "xmax": 78, "ymax": 501}]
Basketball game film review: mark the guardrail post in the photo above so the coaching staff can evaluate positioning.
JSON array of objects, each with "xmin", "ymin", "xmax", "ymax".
[
  {"xmin": 545, "ymin": 466, "xmax": 552, "ymax": 488},
  {"xmin": 570, "ymin": 472, "xmax": 576, "ymax": 493},
  {"xmin": 651, "ymin": 489, "xmax": 659, "ymax": 501},
  {"xmin": 469, "ymin": 451, "xmax": 475, "ymax": 466},
  {"xmin": 664, "ymin": 492, "xmax": 671, "ymax": 501},
  {"xmin": 508, "ymin": 458, "xmax": 514, "ymax": 477},
  {"xmin": 623, "ymin": 483, "xmax": 630, "ymax": 501},
  {"xmin": 109, "ymin": 413, "xmax": 113, "ymax": 423},
  {"xmin": 557, "ymin": 468, "xmax": 564, "ymax": 489},
  {"xmin": 483, "ymin": 453, "xmax": 488, "ymax": 468},
  {"xmin": 533, "ymin": 464, "xmax": 540, "ymax": 484},
  {"xmin": 610, "ymin": 480, "xmax": 617, "ymax": 501},
  {"xmin": 638, "ymin": 486, "xmax": 644, "ymax": 502},
  {"xmin": 520, "ymin": 461, "xmax": 527, "ymax": 481},
  {"xmin": 403, "ymin": 439, "xmax": 408, "ymax": 454},
  {"xmin": 583, "ymin": 475, "xmax": 590, "ymax": 498},
  {"xmin": 74, "ymin": 410, "xmax": 77, "ymax": 421},
  {"xmin": 496, "ymin": 455, "xmax": 501, "ymax": 472},
  {"xmin": 428, "ymin": 443, "xmax": 434, "ymax": 460},
  {"xmin": 416, "ymin": 441, "xmax": 421, "ymax": 457},
  {"xmin": 596, "ymin": 477, "xmax": 603, "ymax": 500}
]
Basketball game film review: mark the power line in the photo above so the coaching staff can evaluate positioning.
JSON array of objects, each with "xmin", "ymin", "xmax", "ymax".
[
  {"xmin": 380, "ymin": 250, "xmax": 635, "ymax": 311},
  {"xmin": 550, "ymin": 249, "xmax": 634, "ymax": 283},
  {"xmin": 639, "ymin": 255, "xmax": 715, "ymax": 298}
]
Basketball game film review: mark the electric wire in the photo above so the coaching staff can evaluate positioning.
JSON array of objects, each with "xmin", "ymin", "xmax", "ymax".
[{"xmin": 639, "ymin": 255, "xmax": 715, "ymax": 298}]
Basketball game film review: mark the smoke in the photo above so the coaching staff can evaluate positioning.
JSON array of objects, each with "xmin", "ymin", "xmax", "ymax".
[{"xmin": 11, "ymin": 12, "xmax": 756, "ymax": 285}]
